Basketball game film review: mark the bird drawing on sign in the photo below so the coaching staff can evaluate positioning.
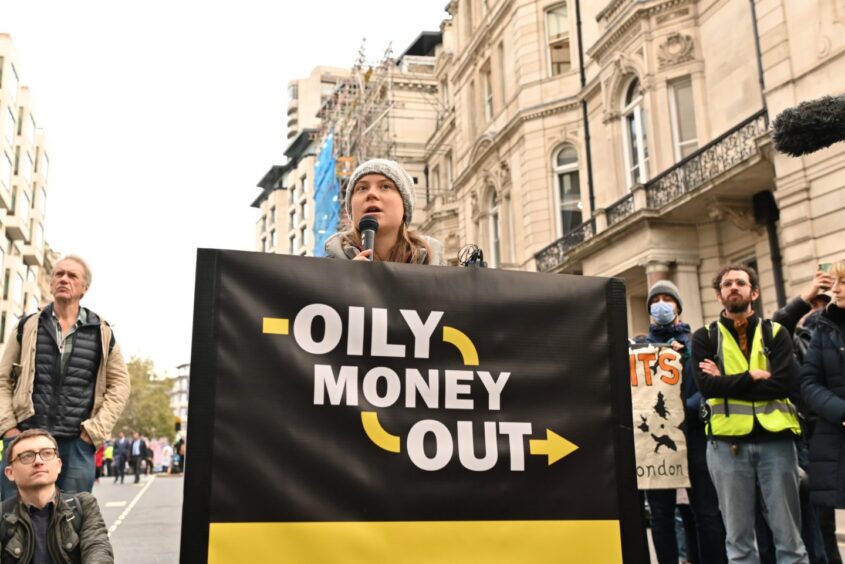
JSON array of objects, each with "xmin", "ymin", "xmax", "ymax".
[
  {"xmin": 654, "ymin": 391, "xmax": 670, "ymax": 420},
  {"xmin": 637, "ymin": 415, "xmax": 649, "ymax": 433},
  {"xmin": 651, "ymin": 433, "xmax": 678, "ymax": 454}
]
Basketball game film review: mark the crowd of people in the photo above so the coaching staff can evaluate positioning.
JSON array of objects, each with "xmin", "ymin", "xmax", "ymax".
[
  {"xmin": 638, "ymin": 262, "xmax": 845, "ymax": 564},
  {"xmin": 0, "ymin": 159, "xmax": 839, "ymax": 563},
  {"xmin": 94, "ymin": 432, "xmax": 185, "ymax": 484}
]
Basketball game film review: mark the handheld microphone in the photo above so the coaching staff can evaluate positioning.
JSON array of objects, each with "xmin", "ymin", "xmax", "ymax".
[{"xmin": 358, "ymin": 215, "xmax": 379, "ymax": 261}]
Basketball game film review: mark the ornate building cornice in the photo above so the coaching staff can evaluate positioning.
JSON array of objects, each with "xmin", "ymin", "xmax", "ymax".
[{"xmin": 589, "ymin": 0, "xmax": 694, "ymax": 63}]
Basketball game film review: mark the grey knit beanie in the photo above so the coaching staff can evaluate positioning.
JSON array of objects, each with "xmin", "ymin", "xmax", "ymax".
[
  {"xmin": 345, "ymin": 159, "xmax": 415, "ymax": 225},
  {"xmin": 647, "ymin": 280, "xmax": 683, "ymax": 313}
]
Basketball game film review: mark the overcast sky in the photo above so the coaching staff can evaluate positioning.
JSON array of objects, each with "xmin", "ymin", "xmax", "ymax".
[{"xmin": 1, "ymin": 1, "xmax": 448, "ymax": 374}]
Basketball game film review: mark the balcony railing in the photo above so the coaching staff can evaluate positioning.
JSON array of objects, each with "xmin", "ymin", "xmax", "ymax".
[
  {"xmin": 645, "ymin": 111, "xmax": 768, "ymax": 209},
  {"xmin": 535, "ymin": 110, "xmax": 769, "ymax": 272},
  {"xmin": 534, "ymin": 218, "xmax": 596, "ymax": 273},
  {"xmin": 606, "ymin": 193, "xmax": 635, "ymax": 225}
]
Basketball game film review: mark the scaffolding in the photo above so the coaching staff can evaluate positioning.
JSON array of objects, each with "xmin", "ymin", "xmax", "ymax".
[{"xmin": 318, "ymin": 41, "xmax": 398, "ymax": 172}]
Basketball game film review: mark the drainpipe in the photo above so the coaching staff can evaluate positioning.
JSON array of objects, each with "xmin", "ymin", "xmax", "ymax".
[
  {"xmin": 749, "ymin": 0, "xmax": 768, "ymax": 122},
  {"xmin": 575, "ymin": 0, "xmax": 596, "ymax": 214},
  {"xmin": 753, "ymin": 190, "xmax": 786, "ymax": 308}
]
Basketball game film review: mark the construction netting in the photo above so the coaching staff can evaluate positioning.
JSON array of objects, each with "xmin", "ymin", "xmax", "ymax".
[{"xmin": 312, "ymin": 132, "xmax": 341, "ymax": 256}]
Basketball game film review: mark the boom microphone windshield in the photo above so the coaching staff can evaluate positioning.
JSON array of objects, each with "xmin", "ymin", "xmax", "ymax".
[{"xmin": 772, "ymin": 94, "xmax": 845, "ymax": 156}]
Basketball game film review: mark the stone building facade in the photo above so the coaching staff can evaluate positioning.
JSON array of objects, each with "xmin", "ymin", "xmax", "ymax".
[
  {"xmin": 0, "ymin": 34, "xmax": 56, "ymax": 343},
  {"xmin": 422, "ymin": 0, "xmax": 844, "ymax": 334}
]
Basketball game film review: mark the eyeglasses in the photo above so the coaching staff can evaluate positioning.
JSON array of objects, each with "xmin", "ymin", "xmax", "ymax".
[
  {"xmin": 12, "ymin": 448, "xmax": 58, "ymax": 465},
  {"xmin": 720, "ymin": 279, "xmax": 750, "ymax": 289}
]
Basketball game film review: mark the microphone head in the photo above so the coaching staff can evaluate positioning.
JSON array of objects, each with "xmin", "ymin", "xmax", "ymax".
[
  {"xmin": 772, "ymin": 94, "xmax": 845, "ymax": 156},
  {"xmin": 358, "ymin": 215, "xmax": 379, "ymax": 233}
]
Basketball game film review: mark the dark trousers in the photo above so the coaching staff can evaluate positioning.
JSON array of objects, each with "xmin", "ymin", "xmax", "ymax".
[
  {"xmin": 131, "ymin": 456, "xmax": 142, "ymax": 482},
  {"xmin": 818, "ymin": 506, "xmax": 843, "ymax": 564},
  {"xmin": 113, "ymin": 454, "xmax": 127, "ymax": 483},
  {"xmin": 686, "ymin": 418, "xmax": 728, "ymax": 564},
  {"xmin": 646, "ymin": 489, "xmax": 680, "ymax": 564}
]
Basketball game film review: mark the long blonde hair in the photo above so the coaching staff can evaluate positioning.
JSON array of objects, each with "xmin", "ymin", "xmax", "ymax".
[{"xmin": 341, "ymin": 223, "xmax": 432, "ymax": 264}]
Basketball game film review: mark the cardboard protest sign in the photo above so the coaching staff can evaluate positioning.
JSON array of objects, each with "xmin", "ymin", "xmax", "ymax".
[
  {"xmin": 181, "ymin": 250, "xmax": 647, "ymax": 563},
  {"xmin": 629, "ymin": 344, "xmax": 689, "ymax": 489}
]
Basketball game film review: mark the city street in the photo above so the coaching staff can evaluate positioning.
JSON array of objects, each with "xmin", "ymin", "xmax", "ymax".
[
  {"xmin": 93, "ymin": 472, "xmax": 845, "ymax": 563},
  {"xmin": 93, "ymin": 473, "xmax": 182, "ymax": 563}
]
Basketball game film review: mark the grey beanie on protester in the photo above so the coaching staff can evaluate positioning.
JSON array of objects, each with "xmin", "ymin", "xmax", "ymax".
[
  {"xmin": 345, "ymin": 159, "xmax": 415, "ymax": 225},
  {"xmin": 647, "ymin": 279, "xmax": 683, "ymax": 313}
]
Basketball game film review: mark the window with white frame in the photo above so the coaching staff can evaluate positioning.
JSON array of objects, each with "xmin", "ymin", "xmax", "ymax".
[
  {"xmin": 547, "ymin": 3, "xmax": 571, "ymax": 76},
  {"xmin": 622, "ymin": 78, "xmax": 649, "ymax": 187},
  {"xmin": 13, "ymin": 273, "xmax": 23, "ymax": 308},
  {"xmin": 1, "ymin": 152, "xmax": 11, "ymax": 189},
  {"xmin": 269, "ymin": 206, "xmax": 276, "ymax": 226},
  {"xmin": 441, "ymin": 77, "xmax": 449, "ymax": 108},
  {"xmin": 468, "ymin": 80, "xmax": 477, "ymax": 135},
  {"xmin": 488, "ymin": 191, "xmax": 501, "ymax": 268},
  {"xmin": 445, "ymin": 152, "xmax": 454, "ymax": 190},
  {"xmin": 301, "ymin": 174, "xmax": 308, "ymax": 195},
  {"xmin": 553, "ymin": 145, "xmax": 583, "ymax": 237},
  {"xmin": 482, "ymin": 63, "xmax": 494, "ymax": 122},
  {"xmin": 22, "ymin": 153, "xmax": 32, "ymax": 186},
  {"xmin": 270, "ymin": 230, "xmax": 276, "ymax": 249},
  {"xmin": 18, "ymin": 191, "xmax": 30, "ymax": 226},
  {"xmin": 6, "ymin": 64, "xmax": 18, "ymax": 103},
  {"xmin": 4, "ymin": 108, "xmax": 14, "ymax": 144},
  {"xmin": 431, "ymin": 166, "xmax": 440, "ymax": 201},
  {"xmin": 668, "ymin": 76, "xmax": 698, "ymax": 160}
]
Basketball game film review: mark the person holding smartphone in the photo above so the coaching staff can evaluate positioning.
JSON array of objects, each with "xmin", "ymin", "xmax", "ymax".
[{"xmin": 801, "ymin": 260, "xmax": 845, "ymax": 510}]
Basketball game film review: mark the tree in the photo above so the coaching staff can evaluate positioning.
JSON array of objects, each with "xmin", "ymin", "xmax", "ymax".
[{"xmin": 113, "ymin": 356, "xmax": 175, "ymax": 441}]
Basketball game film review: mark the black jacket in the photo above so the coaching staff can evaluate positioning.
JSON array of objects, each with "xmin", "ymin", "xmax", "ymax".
[
  {"xmin": 0, "ymin": 490, "xmax": 113, "ymax": 563},
  {"xmin": 800, "ymin": 305, "xmax": 845, "ymax": 507}
]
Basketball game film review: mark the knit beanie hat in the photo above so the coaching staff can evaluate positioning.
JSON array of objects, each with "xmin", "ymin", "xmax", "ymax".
[
  {"xmin": 345, "ymin": 159, "xmax": 415, "ymax": 226},
  {"xmin": 647, "ymin": 279, "xmax": 683, "ymax": 313}
]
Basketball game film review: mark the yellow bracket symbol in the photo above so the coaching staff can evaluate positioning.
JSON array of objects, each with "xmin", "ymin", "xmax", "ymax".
[
  {"xmin": 361, "ymin": 411, "xmax": 401, "ymax": 453},
  {"xmin": 442, "ymin": 326, "xmax": 479, "ymax": 366}
]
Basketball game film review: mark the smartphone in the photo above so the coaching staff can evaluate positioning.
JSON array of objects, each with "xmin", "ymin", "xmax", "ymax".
[{"xmin": 820, "ymin": 263, "xmax": 833, "ymax": 273}]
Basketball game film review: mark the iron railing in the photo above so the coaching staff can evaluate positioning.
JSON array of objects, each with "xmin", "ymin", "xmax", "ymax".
[
  {"xmin": 645, "ymin": 110, "xmax": 768, "ymax": 209},
  {"xmin": 534, "ymin": 218, "xmax": 596, "ymax": 272},
  {"xmin": 534, "ymin": 110, "xmax": 769, "ymax": 272}
]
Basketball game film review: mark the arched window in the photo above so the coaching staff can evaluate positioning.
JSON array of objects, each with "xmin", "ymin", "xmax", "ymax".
[
  {"xmin": 622, "ymin": 78, "xmax": 649, "ymax": 187},
  {"xmin": 488, "ymin": 190, "xmax": 501, "ymax": 268},
  {"xmin": 553, "ymin": 145, "xmax": 582, "ymax": 237}
]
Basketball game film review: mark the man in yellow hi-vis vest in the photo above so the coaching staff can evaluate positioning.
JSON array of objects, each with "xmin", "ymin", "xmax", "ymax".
[{"xmin": 693, "ymin": 264, "xmax": 808, "ymax": 564}]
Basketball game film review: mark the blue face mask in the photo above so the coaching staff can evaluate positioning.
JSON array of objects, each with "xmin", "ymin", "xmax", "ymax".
[{"xmin": 650, "ymin": 301, "xmax": 676, "ymax": 326}]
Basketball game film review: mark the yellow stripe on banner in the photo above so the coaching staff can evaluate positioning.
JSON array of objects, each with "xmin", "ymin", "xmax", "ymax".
[
  {"xmin": 262, "ymin": 317, "xmax": 289, "ymax": 335},
  {"xmin": 208, "ymin": 520, "xmax": 623, "ymax": 564}
]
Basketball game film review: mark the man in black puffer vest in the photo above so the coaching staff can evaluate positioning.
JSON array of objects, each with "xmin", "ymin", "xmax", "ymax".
[{"xmin": 0, "ymin": 256, "xmax": 130, "ymax": 499}]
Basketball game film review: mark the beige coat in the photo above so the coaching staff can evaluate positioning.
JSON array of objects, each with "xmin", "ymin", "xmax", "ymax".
[{"xmin": 0, "ymin": 310, "xmax": 130, "ymax": 445}]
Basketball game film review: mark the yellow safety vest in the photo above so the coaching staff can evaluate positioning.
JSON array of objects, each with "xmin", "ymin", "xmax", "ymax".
[{"xmin": 706, "ymin": 320, "xmax": 801, "ymax": 437}]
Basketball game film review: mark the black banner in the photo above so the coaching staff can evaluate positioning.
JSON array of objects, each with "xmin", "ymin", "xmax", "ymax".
[{"xmin": 181, "ymin": 250, "xmax": 646, "ymax": 563}]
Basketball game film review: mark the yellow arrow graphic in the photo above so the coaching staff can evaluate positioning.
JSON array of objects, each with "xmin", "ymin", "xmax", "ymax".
[
  {"xmin": 361, "ymin": 411, "xmax": 401, "ymax": 453},
  {"xmin": 529, "ymin": 429, "xmax": 579, "ymax": 465}
]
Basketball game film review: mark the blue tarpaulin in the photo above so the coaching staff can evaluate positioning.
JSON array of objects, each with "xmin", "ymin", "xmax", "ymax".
[{"xmin": 312, "ymin": 133, "xmax": 341, "ymax": 257}]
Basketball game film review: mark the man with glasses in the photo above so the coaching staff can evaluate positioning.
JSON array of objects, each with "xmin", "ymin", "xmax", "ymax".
[
  {"xmin": 692, "ymin": 264, "xmax": 808, "ymax": 563},
  {"xmin": 0, "ymin": 255, "xmax": 130, "ymax": 499},
  {"xmin": 1, "ymin": 428, "xmax": 113, "ymax": 562}
]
